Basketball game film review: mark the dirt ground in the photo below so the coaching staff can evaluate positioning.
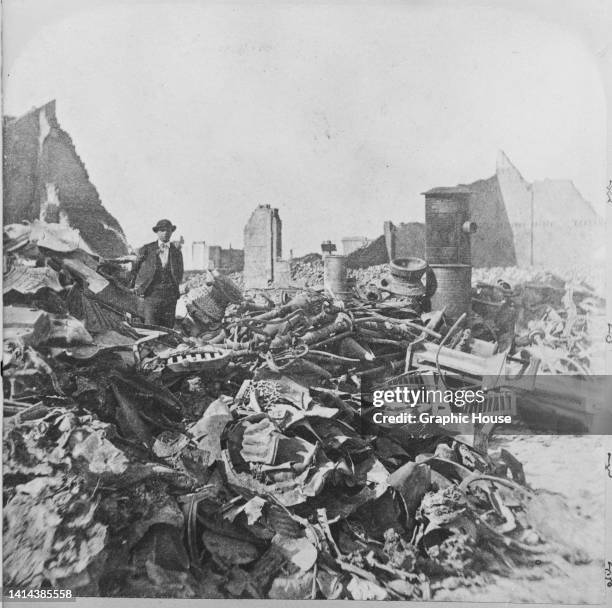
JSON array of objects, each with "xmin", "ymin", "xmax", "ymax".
[{"xmin": 435, "ymin": 433, "xmax": 609, "ymax": 604}]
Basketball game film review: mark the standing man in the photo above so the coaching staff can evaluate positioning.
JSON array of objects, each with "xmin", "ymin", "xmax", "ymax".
[{"xmin": 133, "ymin": 219, "xmax": 184, "ymax": 328}]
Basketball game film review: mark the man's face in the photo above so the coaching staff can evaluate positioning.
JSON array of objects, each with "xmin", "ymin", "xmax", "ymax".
[{"xmin": 157, "ymin": 229, "xmax": 171, "ymax": 242}]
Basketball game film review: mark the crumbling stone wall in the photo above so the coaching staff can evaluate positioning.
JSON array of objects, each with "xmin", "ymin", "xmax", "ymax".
[
  {"xmin": 243, "ymin": 205, "xmax": 283, "ymax": 288},
  {"xmin": 3, "ymin": 101, "xmax": 128, "ymax": 258},
  {"xmin": 424, "ymin": 152, "xmax": 603, "ymax": 270},
  {"xmin": 494, "ymin": 152, "xmax": 604, "ymax": 269},
  {"xmin": 461, "ymin": 174, "xmax": 516, "ymax": 267},
  {"xmin": 220, "ymin": 247, "xmax": 244, "ymax": 273}
]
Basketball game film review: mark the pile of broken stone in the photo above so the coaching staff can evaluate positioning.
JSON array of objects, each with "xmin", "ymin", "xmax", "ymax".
[{"xmin": 3, "ymin": 220, "xmax": 602, "ymax": 599}]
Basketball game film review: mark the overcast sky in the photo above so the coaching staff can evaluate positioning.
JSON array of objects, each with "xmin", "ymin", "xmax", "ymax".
[{"xmin": 3, "ymin": 0, "xmax": 607, "ymax": 262}]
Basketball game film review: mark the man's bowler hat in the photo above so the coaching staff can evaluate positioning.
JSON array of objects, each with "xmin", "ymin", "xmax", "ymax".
[{"xmin": 152, "ymin": 219, "xmax": 176, "ymax": 233}]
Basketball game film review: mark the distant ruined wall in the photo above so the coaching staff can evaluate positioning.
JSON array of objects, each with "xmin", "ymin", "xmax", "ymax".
[
  {"xmin": 219, "ymin": 248, "xmax": 244, "ymax": 273},
  {"xmin": 212, "ymin": 245, "xmax": 244, "ymax": 273},
  {"xmin": 510, "ymin": 217, "xmax": 605, "ymax": 270},
  {"xmin": 190, "ymin": 241, "xmax": 244, "ymax": 272},
  {"xmin": 383, "ymin": 221, "xmax": 425, "ymax": 261},
  {"xmin": 3, "ymin": 101, "xmax": 129, "ymax": 258},
  {"xmin": 427, "ymin": 152, "xmax": 604, "ymax": 270},
  {"xmin": 243, "ymin": 205, "xmax": 283, "ymax": 288},
  {"xmin": 495, "ymin": 152, "xmax": 604, "ymax": 269},
  {"xmin": 494, "ymin": 152, "xmax": 537, "ymax": 267},
  {"xmin": 462, "ymin": 174, "xmax": 517, "ymax": 267}
]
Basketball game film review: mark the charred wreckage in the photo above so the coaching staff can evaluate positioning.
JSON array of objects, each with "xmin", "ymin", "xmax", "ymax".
[{"xmin": 3, "ymin": 127, "xmax": 609, "ymax": 599}]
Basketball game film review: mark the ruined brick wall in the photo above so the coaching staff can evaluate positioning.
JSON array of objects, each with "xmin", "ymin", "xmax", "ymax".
[
  {"xmin": 495, "ymin": 152, "xmax": 604, "ymax": 269},
  {"xmin": 219, "ymin": 247, "xmax": 244, "ymax": 273},
  {"xmin": 462, "ymin": 174, "xmax": 517, "ymax": 268},
  {"xmin": 3, "ymin": 101, "xmax": 128, "ymax": 258},
  {"xmin": 273, "ymin": 259, "xmax": 291, "ymax": 286},
  {"xmin": 3, "ymin": 111, "xmax": 41, "ymax": 223},
  {"xmin": 243, "ymin": 205, "xmax": 282, "ymax": 288},
  {"xmin": 425, "ymin": 152, "xmax": 603, "ymax": 270}
]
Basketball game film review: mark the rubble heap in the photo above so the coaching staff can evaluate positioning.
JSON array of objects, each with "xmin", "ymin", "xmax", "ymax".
[{"xmin": 3, "ymin": 220, "xmax": 605, "ymax": 599}]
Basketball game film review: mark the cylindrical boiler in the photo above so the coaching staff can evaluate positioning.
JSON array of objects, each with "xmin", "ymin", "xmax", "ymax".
[
  {"xmin": 428, "ymin": 264, "xmax": 472, "ymax": 321},
  {"xmin": 423, "ymin": 186, "xmax": 477, "ymax": 321},
  {"xmin": 424, "ymin": 186, "xmax": 475, "ymax": 265}
]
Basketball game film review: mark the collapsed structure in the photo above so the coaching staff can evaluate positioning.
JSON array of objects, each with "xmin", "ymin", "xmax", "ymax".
[
  {"xmin": 4, "ymin": 214, "xmax": 606, "ymax": 598},
  {"xmin": 467, "ymin": 151, "xmax": 605, "ymax": 269},
  {"xmin": 382, "ymin": 151, "xmax": 604, "ymax": 271},
  {"xmin": 3, "ymin": 101, "xmax": 129, "ymax": 258},
  {"xmin": 2, "ymin": 102, "xmax": 608, "ymax": 601},
  {"xmin": 243, "ymin": 204, "xmax": 290, "ymax": 288}
]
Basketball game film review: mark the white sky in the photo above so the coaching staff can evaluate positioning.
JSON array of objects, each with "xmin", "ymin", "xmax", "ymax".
[{"xmin": 2, "ymin": 0, "xmax": 607, "ymax": 262}]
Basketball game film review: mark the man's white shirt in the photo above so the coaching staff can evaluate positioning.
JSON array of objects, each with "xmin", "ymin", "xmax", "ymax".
[{"xmin": 158, "ymin": 241, "xmax": 170, "ymax": 267}]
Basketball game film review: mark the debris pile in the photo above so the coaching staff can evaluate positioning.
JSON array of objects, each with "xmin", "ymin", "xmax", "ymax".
[
  {"xmin": 290, "ymin": 254, "xmax": 324, "ymax": 286},
  {"xmin": 345, "ymin": 234, "xmax": 389, "ymax": 269},
  {"xmin": 3, "ymin": 221, "xmax": 603, "ymax": 599},
  {"xmin": 286, "ymin": 259, "xmax": 605, "ymax": 372}
]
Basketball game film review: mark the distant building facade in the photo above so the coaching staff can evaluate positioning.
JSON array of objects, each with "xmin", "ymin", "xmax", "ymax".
[{"xmin": 191, "ymin": 241, "xmax": 244, "ymax": 273}]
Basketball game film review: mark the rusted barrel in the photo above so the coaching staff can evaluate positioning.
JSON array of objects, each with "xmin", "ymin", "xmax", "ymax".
[
  {"xmin": 428, "ymin": 264, "xmax": 471, "ymax": 321},
  {"xmin": 323, "ymin": 254, "xmax": 348, "ymax": 297}
]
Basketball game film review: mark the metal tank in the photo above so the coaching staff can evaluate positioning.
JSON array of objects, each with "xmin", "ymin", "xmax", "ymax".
[
  {"xmin": 428, "ymin": 263, "xmax": 472, "ymax": 321},
  {"xmin": 424, "ymin": 187, "xmax": 476, "ymax": 264},
  {"xmin": 423, "ymin": 187, "xmax": 477, "ymax": 320}
]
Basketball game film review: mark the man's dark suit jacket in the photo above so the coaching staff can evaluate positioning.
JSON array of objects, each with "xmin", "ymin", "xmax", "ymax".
[{"xmin": 133, "ymin": 241, "xmax": 184, "ymax": 297}]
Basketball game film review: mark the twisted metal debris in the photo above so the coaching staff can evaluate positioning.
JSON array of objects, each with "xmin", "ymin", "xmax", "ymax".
[{"xmin": 2, "ymin": 223, "xmax": 605, "ymax": 599}]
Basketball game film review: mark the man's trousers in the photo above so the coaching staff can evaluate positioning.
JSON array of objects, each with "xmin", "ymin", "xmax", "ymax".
[{"xmin": 142, "ymin": 292, "xmax": 178, "ymax": 328}]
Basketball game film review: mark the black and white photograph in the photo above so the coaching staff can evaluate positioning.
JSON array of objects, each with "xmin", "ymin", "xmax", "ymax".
[{"xmin": 2, "ymin": 1, "xmax": 612, "ymax": 605}]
